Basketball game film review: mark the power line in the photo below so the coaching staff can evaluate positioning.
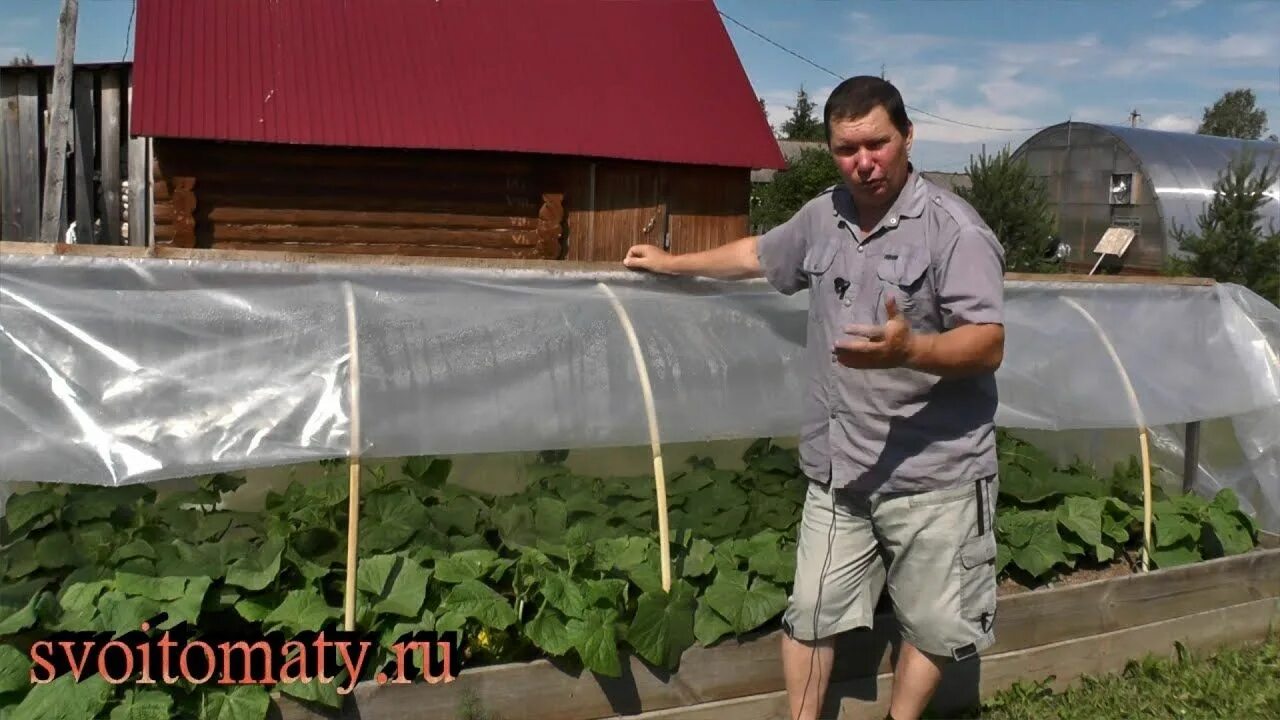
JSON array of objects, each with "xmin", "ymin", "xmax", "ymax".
[
  {"xmin": 121, "ymin": 0, "xmax": 135, "ymax": 61},
  {"xmin": 718, "ymin": 9, "xmax": 1051, "ymax": 134}
]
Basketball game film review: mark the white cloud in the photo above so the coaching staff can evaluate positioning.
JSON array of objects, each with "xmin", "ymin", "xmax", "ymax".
[
  {"xmin": 1155, "ymin": 0, "xmax": 1203, "ymax": 18},
  {"xmin": 980, "ymin": 79, "xmax": 1057, "ymax": 110},
  {"xmin": 1141, "ymin": 30, "xmax": 1279, "ymax": 64},
  {"xmin": 1146, "ymin": 114, "xmax": 1199, "ymax": 132}
]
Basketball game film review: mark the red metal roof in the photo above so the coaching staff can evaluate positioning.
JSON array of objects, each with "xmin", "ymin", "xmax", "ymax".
[{"xmin": 130, "ymin": 0, "xmax": 785, "ymax": 170}]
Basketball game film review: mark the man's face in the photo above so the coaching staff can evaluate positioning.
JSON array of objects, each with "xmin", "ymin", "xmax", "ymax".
[{"xmin": 828, "ymin": 105, "xmax": 914, "ymax": 213}]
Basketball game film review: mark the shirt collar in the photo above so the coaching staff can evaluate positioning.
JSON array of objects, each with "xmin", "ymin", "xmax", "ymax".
[{"xmin": 832, "ymin": 163, "xmax": 926, "ymax": 233}]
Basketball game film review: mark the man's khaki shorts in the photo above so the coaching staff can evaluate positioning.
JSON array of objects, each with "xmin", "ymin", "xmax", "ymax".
[{"xmin": 782, "ymin": 476, "xmax": 999, "ymax": 661}]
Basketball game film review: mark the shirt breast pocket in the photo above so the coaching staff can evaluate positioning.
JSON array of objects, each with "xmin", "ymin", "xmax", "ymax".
[
  {"xmin": 875, "ymin": 246, "xmax": 934, "ymax": 327},
  {"xmin": 802, "ymin": 241, "xmax": 839, "ymax": 287}
]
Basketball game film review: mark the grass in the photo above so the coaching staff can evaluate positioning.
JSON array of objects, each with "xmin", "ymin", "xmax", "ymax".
[{"xmin": 959, "ymin": 635, "xmax": 1280, "ymax": 719}]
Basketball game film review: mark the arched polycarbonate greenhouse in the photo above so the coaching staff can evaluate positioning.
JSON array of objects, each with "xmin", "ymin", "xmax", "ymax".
[
  {"xmin": 1, "ymin": 243, "xmax": 1279, "ymax": 719},
  {"xmin": 1012, "ymin": 122, "xmax": 1280, "ymax": 273}
]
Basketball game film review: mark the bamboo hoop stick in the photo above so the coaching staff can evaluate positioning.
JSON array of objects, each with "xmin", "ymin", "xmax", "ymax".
[
  {"xmin": 597, "ymin": 282, "xmax": 672, "ymax": 593},
  {"xmin": 1060, "ymin": 297, "xmax": 1153, "ymax": 571},
  {"xmin": 343, "ymin": 282, "xmax": 363, "ymax": 631}
]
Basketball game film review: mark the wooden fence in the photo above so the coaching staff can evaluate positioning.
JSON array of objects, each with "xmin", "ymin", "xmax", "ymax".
[{"xmin": 0, "ymin": 62, "xmax": 150, "ymax": 245}]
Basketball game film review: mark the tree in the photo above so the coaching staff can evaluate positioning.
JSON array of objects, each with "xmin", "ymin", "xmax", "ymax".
[
  {"xmin": 779, "ymin": 86, "xmax": 825, "ymax": 142},
  {"xmin": 1166, "ymin": 153, "xmax": 1279, "ymax": 304},
  {"xmin": 955, "ymin": 149, "xmax": 1060, "ymax": 273},
  {"xmin": 1197, "ymin": 89, "xmax": 1268, "ymax": 140},
  {"xmin": 749, "ymin": 147, "xmax": 840, "ymax": 232},
  {"xmin": 7, "ymin": 54, "xmax": 35, "ymax": 67}
]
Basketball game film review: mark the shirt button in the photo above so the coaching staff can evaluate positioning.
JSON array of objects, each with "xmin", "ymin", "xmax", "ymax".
[
  {"xmin": 888, "ymin": 218, "xmax": 898, "ymax": 227},
  {"xmin": 829, "ymin": 411, "xmax": 837, "ymax": 419},
  {"xmin": 857, "ymin": 245, "xmax": 864, "ymax": 253},
  {"xmin": 843, "ymin": 298, "xmax": 852, "ymax": 307}
]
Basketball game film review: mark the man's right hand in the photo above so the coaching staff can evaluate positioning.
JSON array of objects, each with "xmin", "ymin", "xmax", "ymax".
[{"xmin": 623, "ymin": 244, "xmax": 675, "ymax": 274}]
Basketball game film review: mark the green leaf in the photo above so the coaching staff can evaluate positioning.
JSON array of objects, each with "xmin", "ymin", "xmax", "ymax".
[
  {"xmin": 357, "ymin": 555, "xmax": 400, "ymax": 596},
  {"xmin": 34, "ymin": 532, "xmax": 76, "ymax": 570},
  {"xmin": 10, "ymin": 673, "xmax": 111, "ymax": 720},
  {"xmin": 704, "ymin": 573, "xmax": 787, "ymax": 633},
  {"xmin": 224, "ymin": 538, "xmax": 284, "ymax": 592},
  {"xmin": 1011, "ymin": 523, "xmax": 1071, "ymax": 579},
  {"xmin": 433, "ymin": 549, "xmax": 500, "ymax": 584},
  {"xmin": 443, "ymin": 581, "xmax": 517, "ymax": 630},
  {"xmin": 360, "ymin": 493, "xmax": 428, "ymax": 553},
  {"xmin": 1210, "ymin": 488, "xmax": 1241, "ymax": 514},
  {"xmin": 95, "ymin": 592, "xmax": 162, "ymax": 635},
  {"xmin": 493, "ymin": 505, "xmax": 537, "ymax": 549},
  {"xmin": 111, "ymin": 540, "xmax": 157, "ymax": 564},
  {"xmin": 262, "ymin": 589, "xmax": 339, "ymax": 635},
  {"xmin": 540, "ymin": 572, "xmax": 587, "ymax": 618},
  {"xmin": 159, "ymin": 577, "xmax": 212, "ymax": 629},
  {"xmin": 694, "ymin": 597, "xmax": 734, "ymax": 646},
  {"xmin": 697, "ymin": 505, "xmax": 749, "ymax": 539},
  {"xmin": 583, "ymin": 579, "xmax": 629, "ymax": 610},
  {"xmin": 534, "ymin": 497, "xmax": 568, "ymax": 539},
  {"xmin": 1205, "ymin": 506, "xmax": 1253, "ymax": 557},
  {"xmin": 1151, "ymin": 540, "xmax": 1202, "ymax": 569},
  {"xmin": 403, "ymin": 456, "xmax": 451, "ymax": 490},
  {"xmin": 200, "ymin": 473, "xmax": 247, "ymax": 495},
  {"xmin": 525, "ymin": 607, "xmax": 574, "ymax": 656},
  {"xmin": 115, "ymin": 572, "xmax": 189, "ymax": 601},
  {"xmin": 197, "ymin": 685, "xmax": 270, "ymax": 720},
  {"xmin": 110, "ymin": 689, "xmax": 174, "ymax": 720},
  {"xmin": 1056, "ymin": 496, "xmax": 1104, "ymax": 548},
  {"xmin": 0, "ymin": 644, "xmax": 29, "ymax": 693},
  {"xmin": 625, "ymin": 581, "xmax": 697, "ymax": 669},
  {"xmin": 4, "ymin": 489, "xmax": 63, "ymax": 537},
  {"xmin": 277, "ymin": 675, "xmax": 343, "ymax": 710},
  {"xmin": 567, "ymin": 608, "xmax": 621, "ymax": 677},
  {"xmin": 1154, "ymin": 510, "xmax": 1200, "ymax": 548},
  {"xmin": 680, "ymin": 538, "xmax": 716, "ymax": 578},
  {"xmin": 63, "ymin": 488, "xmax": 123, "ymax": 525},
  {"xmin": 234, "ymin": 596, "xmax": 276, "ymax": 623},
  {"xmin": 1001, "ymin": 467, "xmax": 1106, "ymax": 504},
  {"xmin": 374, "ymin": 556, "xmax": 431, "ymax": 619},
  {"xmin": 593, "ymin": 537, "xmax": 652, "ymax": 571},
  {"xmin": 2, "ymin": 540, "xmax": 38, "ymax": 579},
  {"xmin": 0, "ymin": 579, "xmax": 47, "ymax": 635},
  {"xmin": 747, "ymin": 540, "xmax": 795, "ymax": 582}
]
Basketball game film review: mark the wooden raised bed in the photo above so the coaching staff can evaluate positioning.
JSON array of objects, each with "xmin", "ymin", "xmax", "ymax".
[{"xmin": 277, "ymin": 539, "xmax": 1280, "ymax": 720}]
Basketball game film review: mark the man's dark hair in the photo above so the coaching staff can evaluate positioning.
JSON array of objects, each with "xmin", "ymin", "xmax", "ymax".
[{"xmin": 823, "ymin": 76, "xmax": 912, "ymax": 139}]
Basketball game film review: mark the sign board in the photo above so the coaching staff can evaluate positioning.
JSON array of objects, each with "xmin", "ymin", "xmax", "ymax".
[{"xmin": 1093, "ymin": 227, "xmax": 1135, "ymax": 257}]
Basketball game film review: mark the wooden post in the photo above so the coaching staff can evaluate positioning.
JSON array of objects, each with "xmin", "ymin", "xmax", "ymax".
[
  {"xmin": 126, "ymin": 77, "xmax": 149, "ymax": 247},
  {"xmin": 343, "ymin": 282, "xmax": 363, "ymax": 632},
  {"xmin": 72, "ymin": 69, "xmax": 95, "ymax": 243},
  {"xmin": 597, "ymin": 282, "xmax": 672, "ymax": 593},
  {"xmin": 1059, "ymin": 297, "xmax": 1153, "ymax": 571},
  {"xmin": 100, "ymin": 71, "xmax": 122, "ymax": 245},
  {"xmin": 1183, "ymin": 421, "xmax": 1201, "ymax": 494},
  {"xmin": 39, "ymin": 0, "xmax": 78, "ymax": 244}
]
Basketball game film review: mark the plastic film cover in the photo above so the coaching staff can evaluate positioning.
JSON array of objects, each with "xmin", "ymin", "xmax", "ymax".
[{"xmin": 2, "ymin": 254, "xmax": 1278, "ymax": 493}]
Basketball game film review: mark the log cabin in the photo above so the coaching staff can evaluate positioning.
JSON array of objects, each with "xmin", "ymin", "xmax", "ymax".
[{"xmin": 128, "ymin": 0, "xmax": 785, "ymax": 261}]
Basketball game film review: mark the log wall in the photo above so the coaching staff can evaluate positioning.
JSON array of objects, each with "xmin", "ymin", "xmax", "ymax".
[{"xmin": 150, "ymin": 140, "xmax": 750, "ymax": 261}]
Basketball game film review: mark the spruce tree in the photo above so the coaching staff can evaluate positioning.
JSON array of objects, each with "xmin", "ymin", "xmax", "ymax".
[
  {"xmin": 780, "ymin": 87, "xmax": 825, "ymax": 142},
  {"xmin": 956, "ymin": 149, "xmax": 1059, "ymax": 273},
  {"xmin": 1167, "ymin": 153, "xmax": 1280, "ymax": 304}
]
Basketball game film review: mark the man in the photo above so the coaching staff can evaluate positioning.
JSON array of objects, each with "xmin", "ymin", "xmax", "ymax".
[{"xmin": 623, "ymin": 76, "xmax": 1005, "ymax": 720}]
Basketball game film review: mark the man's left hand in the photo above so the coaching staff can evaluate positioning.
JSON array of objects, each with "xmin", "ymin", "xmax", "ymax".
[{"xmin": 834, "ymin": 296, "xmax": 917, "ymax": 369}]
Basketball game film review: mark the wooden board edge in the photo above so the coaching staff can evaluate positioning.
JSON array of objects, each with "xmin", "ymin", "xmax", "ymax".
[
  {"xmin": 0, "ymin": 241, "xmax": 1217, "ymax": 286},
  {"xmin": 838, "ymin": 595, "xmax": 1280, "ymax": 720},
  {"xmin": 1259, "ymin": 530, "xmax": 1279, "ymax": 550}
]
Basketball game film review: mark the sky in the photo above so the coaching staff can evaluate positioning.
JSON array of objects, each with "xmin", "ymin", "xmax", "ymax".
[{"xmin": 2, "ymin": 0, "xmax": 1278, "ymax": 172}]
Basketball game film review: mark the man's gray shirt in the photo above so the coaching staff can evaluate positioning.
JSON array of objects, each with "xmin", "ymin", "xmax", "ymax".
[{"xmin": 756, "ymin": 170, "xmax": 1005, "ymax": 494}]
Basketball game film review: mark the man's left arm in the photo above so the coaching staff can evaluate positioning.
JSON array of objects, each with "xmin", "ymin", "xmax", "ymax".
[{"xmin": 907, "ymin": 224, "xmax": 1006, "ymax": 377}]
